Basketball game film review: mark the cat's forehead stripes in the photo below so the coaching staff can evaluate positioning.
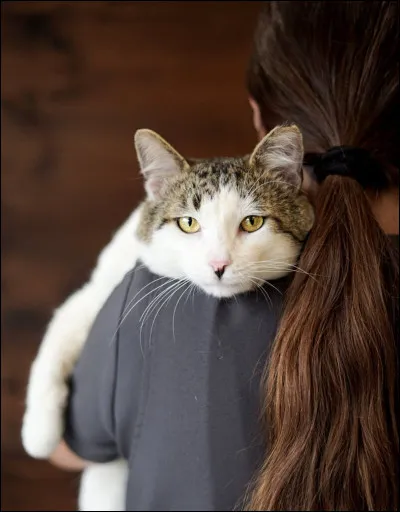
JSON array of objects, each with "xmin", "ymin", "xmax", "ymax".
[
  {"xmin": 189, "ymin": 158, "xmax": 245, "ymax": 203},
  {"xmin": 156, "ymin": 158, "xmax": 247, "ymax": 213},
  {"xmin": 137, "ymin": 155, "xmax": 310, "ymax": 245}
]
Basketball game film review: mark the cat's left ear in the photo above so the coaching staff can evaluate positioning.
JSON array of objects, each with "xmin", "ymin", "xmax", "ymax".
[
  {"xmin": 134, "ymin": 129, "xmax": 189, "ymax": 200},
  {"xmin": 249, "ymin": 124, "xmax": 304, "ymax": 188}
]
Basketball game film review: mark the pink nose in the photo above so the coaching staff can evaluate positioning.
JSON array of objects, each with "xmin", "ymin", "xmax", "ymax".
[{"xmin": 209, "ymin": 260, "xmax": 231, "ymax": 279}]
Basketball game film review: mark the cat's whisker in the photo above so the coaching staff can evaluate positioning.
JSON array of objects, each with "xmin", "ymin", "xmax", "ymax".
[
  {"xmin": 238, "ymin": 263, "xmax": 290, "ymax": 272},
  {"xmin": 257, "ymin": 283, "xmax": 273, "ymax": 308},
  {"xmin": 236, "ymin": 269, "xmax": 273, "ymax": 307},
  {"xmin": 231, "ymin": 270, "xmax": 246, "ymax": 299},
  {"xmin": 111, "ymin": 277, "xmax": 176, "ymax": 344},
  {"xmin": 247, "ymin": 277, "xmax": 273, "ymax": 307},
  {"xmin": 239, "ymin": 266, "xmax": 282, "ymax": 295},
  {"xmin": 259, "ymin": 278, "xmax": 283, "ymax": 296},
  {"xmin": 132, "ymin": 279, "xmax": 178, "ymax": 329},
  {"xmin": 140, "ymin": 280, "xmax": 188, "ymax": 354},
  {"xmin": 172, "ymin": 282, "xmax": 192, "ymax": 343},
  {"xmin": 147, "ymin": 280, "xmax": 190, "ymax": 351},
  {"xmin": 190, "ymin": 282, "xmax": 198, "ymax": 306},
  {"xmin": 244, "ymin": 267, "xmax": 312, "ymax": 280},
  {"xmin": 243, "ymin": 272, "xmax": 283, "ymax": 297},
  {"xmin": 140, "ymin": 279, "xmax": 182, "ymax": 325},
  {"xmin": 240, "ymin": 260, "xmax": 319, "ymax": 280},
  {"xmin": 184, "ymin": 283, "xmax": 196, "ymax": 306},
  {"xmin": 239, "ymin": 262, "xmax": 296, "ymax": 272},
  {"xmin": 140, "ymin": 279, "xmax": 187, "ymax": 332},
  {"xmin": 256, "ymin": 282, "xmax": 273, "ymax": 308},
  {"xmin": 244, "ymin": 268, "xmax": 293, "ymax": 275},
  {"xmin": 247, "ymin": 266, "xmax": 318, "ymax": 281},
  {"xmin": 147, "ymin": 280, "xmax": 190, "ymax": 329},
  {"xmin": 240, "ymin": 259, "xmax": 298, "ymax": 268},
  {"xmin": 122, "ymin": 276, "xmax": 172, "ymax": 320}
]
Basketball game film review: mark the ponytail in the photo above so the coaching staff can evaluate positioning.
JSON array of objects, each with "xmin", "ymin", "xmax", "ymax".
[{"xmin": 247, "ymin": 172, "xmax": 398, "ymax": 510}]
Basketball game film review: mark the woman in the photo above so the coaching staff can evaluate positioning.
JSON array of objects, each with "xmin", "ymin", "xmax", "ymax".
[{"xmin": 50, "ymin": 2, "xmax": 399, "ymax": 510}]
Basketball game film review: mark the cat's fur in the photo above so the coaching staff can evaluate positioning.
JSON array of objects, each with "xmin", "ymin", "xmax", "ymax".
[{"xmin": 22, "ymin": 125, "xmax": 314, "ymax": 511}]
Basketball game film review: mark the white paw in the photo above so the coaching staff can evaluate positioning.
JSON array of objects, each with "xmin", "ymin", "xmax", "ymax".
[
  {"xmin": 79, "ymin": 460, "xmax": 128, "ymax": 511},
  {"xmin": 22, "ymin": 404, "xmax": 65, "ymax": 458}
]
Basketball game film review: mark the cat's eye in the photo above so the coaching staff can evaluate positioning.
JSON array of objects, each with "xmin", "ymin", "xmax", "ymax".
[
  {"xmin": 240, "ymin": 216, "xmax": 264, "ymax": 233},
  {"xmin": 177, "ymin": 217, "xmax": 200, "ymax": 233}
]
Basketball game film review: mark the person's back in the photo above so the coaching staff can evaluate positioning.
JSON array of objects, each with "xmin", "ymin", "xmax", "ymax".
[{"xmin": 52, "ymin": 2, "xmax": 399, "ymax": 510}]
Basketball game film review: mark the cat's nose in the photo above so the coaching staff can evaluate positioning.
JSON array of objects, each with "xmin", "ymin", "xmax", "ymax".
[{"xmin": 209, "ymin": 260, "xmax": 231, "ymax": 279}]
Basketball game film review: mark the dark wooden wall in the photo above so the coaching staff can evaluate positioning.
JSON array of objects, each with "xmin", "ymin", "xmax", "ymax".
[{"xmin": 1, "ymin": 1, "xmax": 260, "ymax": 510}]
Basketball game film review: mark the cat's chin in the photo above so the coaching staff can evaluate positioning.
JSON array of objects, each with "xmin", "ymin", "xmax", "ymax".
[{"xmin": 200, "ymin": 281, "xmax": 254, "ymax": 299}]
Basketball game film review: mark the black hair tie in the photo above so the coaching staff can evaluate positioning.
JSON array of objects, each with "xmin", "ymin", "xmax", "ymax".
[{"xmin": 304, "ymin": 146, "xmax": 387, "ymax": 189}]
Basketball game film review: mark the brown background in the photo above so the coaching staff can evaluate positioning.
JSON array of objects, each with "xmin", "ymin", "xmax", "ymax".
[{"xmin": 1, "ymin": 1, "xmax": 260, "ymax": 510}]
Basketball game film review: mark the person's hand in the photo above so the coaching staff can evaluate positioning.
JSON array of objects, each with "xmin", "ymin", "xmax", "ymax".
[{"xmin": 49, "ymin": 440, "xmax": 90, "ymax": 472}]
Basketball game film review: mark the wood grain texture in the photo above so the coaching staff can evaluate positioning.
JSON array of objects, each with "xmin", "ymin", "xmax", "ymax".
[{"xmin": 1, "ymin": 1, "xmax": 260, "ymax": 510}]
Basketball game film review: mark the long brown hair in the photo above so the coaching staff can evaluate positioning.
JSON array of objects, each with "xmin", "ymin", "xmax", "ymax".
[{"xmin": 246, "ymin": 2, "xmax": 399, "ymax": 510}]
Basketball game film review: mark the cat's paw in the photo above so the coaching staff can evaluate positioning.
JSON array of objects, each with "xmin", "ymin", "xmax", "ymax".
[
  {"xmin": 22, "ymin": 373, "xmax": 68, "ymax": 459},
  {"xmin": 22, "ymin": 404, "xmax": 65, "ymax": 458}
]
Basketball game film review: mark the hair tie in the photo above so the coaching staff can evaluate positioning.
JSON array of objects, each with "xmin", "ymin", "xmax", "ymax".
[{"xmin": 304, "ymin": 146, "xmax": 387, "ymax": 189}]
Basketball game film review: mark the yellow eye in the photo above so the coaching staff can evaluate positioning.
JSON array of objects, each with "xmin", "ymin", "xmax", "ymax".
[
  {"xmin": 177, "ymin": 217, "xmax": 200, "ymax": 233},
  {"xmin": 240, "ymin": 216, "xmax": 264, "ymax": 233}
]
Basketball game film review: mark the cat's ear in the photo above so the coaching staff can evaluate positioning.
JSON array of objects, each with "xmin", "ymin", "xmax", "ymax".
[
  {"xmin": 134, "ymin": 129, "xmax": 189, "ymax": 200},
  {"xmin": 249, "ymin": 124, "xmax": 304, "ymax": 188}
]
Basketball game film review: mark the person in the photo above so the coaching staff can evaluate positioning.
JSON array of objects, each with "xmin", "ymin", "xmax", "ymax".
[{"xmin": 49, "ymin": 2, "xmax": 399, "ymax": 510}]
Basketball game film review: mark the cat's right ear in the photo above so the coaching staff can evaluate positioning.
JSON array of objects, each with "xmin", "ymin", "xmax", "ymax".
[
  {"xmin": 249, "ymin": 124, "xmax": 304, "ymax": 189},
  {"xmin": 134, "ymin": 129, "xmax": 189, "ymax": 201}
]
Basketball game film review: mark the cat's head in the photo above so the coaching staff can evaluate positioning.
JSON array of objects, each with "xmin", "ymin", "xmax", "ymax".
[{"xmin": 134, "ymin": 125, "xmax": 314, "ymax": 298}]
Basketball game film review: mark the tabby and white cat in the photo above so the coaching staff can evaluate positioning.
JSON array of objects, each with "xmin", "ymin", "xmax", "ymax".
[{"xmin": 22, "ymin": 124, "xmax": 314, "ymax": 510}]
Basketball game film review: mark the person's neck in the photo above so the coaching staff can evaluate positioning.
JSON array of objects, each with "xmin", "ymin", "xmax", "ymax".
[{"xmin": 367, "ymin": 187, "xmax": 399, "ymax": 235}]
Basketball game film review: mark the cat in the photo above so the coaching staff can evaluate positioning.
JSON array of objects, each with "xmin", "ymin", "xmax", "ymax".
[{"xmin": 21, "ymin": 124, "xmax": 314, "ymax": 511}]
